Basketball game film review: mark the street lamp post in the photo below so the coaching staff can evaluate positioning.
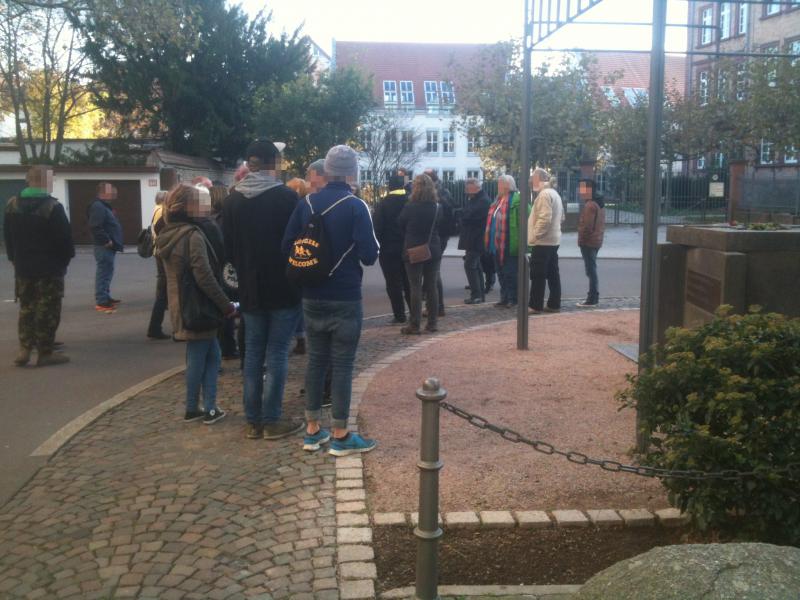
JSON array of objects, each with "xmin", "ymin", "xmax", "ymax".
[{"xmin": 517, "ymin": 0, "xmax": 533, "ymax": 350}]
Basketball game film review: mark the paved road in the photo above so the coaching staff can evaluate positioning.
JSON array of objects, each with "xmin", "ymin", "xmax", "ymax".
[{"xmin": 0, "ymin": 248, "xmax": 641, "ymax": 506}]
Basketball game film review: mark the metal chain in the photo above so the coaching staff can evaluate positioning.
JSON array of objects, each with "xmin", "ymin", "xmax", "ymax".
[{"xmin": 440, "ymin": 401, "xmax": 800, "ymax": 481}]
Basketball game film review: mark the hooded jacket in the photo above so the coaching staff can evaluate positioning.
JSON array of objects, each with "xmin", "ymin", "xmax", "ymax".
[
  {"xmin": 4, "ymin": 190, "xmax": 74, "ymax": 278},
  {"xmin": 222, "ymin": 174, "xmax": 300, "ymax": 312},
  {"xmin": 155, "ymin": 221, "xmax": 231, "ymax": 340}
]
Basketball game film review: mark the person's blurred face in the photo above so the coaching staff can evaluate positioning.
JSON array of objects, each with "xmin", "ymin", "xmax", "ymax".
[
  {"xmin": 98, "ymin": 183, "xmax": 117, "ymax": 201},
  {"xmin": 579, "ymin": 181, "xmax": 592, "ymax": 201},
  {"xmin": 497, "ymin": 179, "xmax": 510, "ymax": 197},
  {"xmin": 187, "ymin": 186, "xmax": 212, "ymax": 218},
  {"xmin": 27, "ymin": 167, "xmax": 54, "ymax": 193},
  {"xmin": 307, "ymin": 168, "xmax": 326, "ymax": 193},
  {"xmin": 465, "ymin": 181, "xmax": 480, "ymax": 195}
]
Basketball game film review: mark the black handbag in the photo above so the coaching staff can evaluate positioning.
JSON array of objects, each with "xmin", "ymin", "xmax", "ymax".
[
  {"xmin": 180, "ymin": 231, "xmax": 224, "ymax": 332},
  {"xmin": 137, "ymin": 227, "xmax": 153, "ymax": 258}
]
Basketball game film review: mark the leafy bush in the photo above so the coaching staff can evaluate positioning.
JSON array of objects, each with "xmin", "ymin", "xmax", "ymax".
[{"xmin": 619, "ymin": 307, "xmax": 800, "ymax": 544}]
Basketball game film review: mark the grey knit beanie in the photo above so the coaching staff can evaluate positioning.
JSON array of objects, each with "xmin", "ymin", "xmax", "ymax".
[{"xmin": 324, "ymin": 145, "xmax": 358, "ymax": 178}]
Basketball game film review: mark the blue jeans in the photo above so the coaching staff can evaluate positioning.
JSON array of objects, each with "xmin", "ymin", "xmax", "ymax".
[
  {"xmin": 580, "ymin": 246, "xmax": 599, "ymax": 302},
  {"xmin": 494, "ymin": 253, "xmax": 519, "ymax": 305},
  {"xmin": 303, "ymin": 299, "xmax": 362, "ymax": 430},
  {"xmin": 185, "ymin": 338, "xmax": 221, "ymax": 413},
  {"xmin": 242, "ymin": 307, "xmax": 301, "ymax": 425},
  {"xmin": 93, "ymin": 246, "xmax": 116, "ymax": 304}
]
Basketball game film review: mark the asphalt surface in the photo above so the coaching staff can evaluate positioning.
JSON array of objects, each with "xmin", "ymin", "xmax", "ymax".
[{"xmin": 0, "ymin": 247, "xmax": 641, "ymax": 506}]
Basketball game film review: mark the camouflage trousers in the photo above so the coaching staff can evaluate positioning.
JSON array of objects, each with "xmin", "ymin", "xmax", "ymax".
[{"xmin": 16, "ymin": 277, "xmax": 64, "ymax": 354}]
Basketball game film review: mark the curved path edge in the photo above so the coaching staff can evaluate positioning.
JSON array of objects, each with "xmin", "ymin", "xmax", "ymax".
[{"xmin": 30, "ymin": 364, "xmax": 185, "ymax": 458}]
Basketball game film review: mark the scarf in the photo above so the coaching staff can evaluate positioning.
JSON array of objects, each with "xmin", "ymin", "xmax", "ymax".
[
  {"xmin": 234, "ymin": 171, "xmax": 282, "ymax": 199},
  {"xmin": 485, "ymin": 194, "xmax": 509, "ymax": 265}
]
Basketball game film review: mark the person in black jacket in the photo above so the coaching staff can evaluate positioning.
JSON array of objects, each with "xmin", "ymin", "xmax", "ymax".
[
  {"xmin": 424, "ymin": 168, "xmax": 454, "ymax": 317},
  {"xmin": 4, "ymin": 166, "xmax": 75, "ymax": 367},
  {"xmin": 222, "ymin": 139, "xmax": 304, "ymax": 441},
  {"xmin": 398, "ymin": 174, "xmax": 441, "ymax": 334},
  {"xmin": 88, "ymin": 182, "xmax": 123, "ymax": 313},
  {"xmin": 459, "ymin": 178, "xmax": 491, "ymax": 304},
  {"xmin": 373, "ymin": 174, "xmax": 411, "ymax": 323}
]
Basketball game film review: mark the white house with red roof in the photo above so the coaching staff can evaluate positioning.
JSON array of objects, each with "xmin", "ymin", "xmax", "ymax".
[{"xmin": 333, "ymin": 40, "xmax": 487, "ymax": 185}]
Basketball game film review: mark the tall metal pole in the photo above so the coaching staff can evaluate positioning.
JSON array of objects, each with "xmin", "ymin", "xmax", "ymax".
[
  {"xmin": 517, "ymin": 0, "xmax": 533, "ymax": 350},
  {"xmin": 414, "ymin": 377, "xmax": 446, "ymax": 600},
  {"xmin": 637, "ymin": 0, "xmax": 668, "ymax": 452}
]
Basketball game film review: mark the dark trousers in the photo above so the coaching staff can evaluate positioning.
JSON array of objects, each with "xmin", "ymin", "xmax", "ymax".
[
  {"xmin": 464, "ymin": 250, "xmax": 484, "ymax": 301},
  {"xmin": 495, "ymin": 254, "xmax": 519, "ymax": 305},
  {"xmin": 147, "ymin": 257, "xmax": 168, "ymax": 336},
  {"xmin": 379, "ymin": 252, "xmax": 410, "ymax": 320},
  {"xmin": 480, "ymin": 253, "xmax": 495, "ymax": 291},
  {"xmin": 580, "ymin": 246, "xmax": 600, "ymax": 302},
  {"xmin": 529, "ymin": 245, "xmax": 561, "ymax": 311},
  {"xmin": 405, "ymin": 258, "xmax": 441, "ymax": 330}
]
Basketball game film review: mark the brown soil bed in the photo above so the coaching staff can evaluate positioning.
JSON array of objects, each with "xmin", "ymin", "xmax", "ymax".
[
  {"xmin": 361, "ymin": 311, "xmax": 667, "ymax": 513},
  {"xmin": 374, "ymin": 525, "xmax": 692, "ymax": 591}
]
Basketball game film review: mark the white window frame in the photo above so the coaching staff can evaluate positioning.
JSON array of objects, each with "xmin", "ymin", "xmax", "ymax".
[
  {"xmin": 359, "ymin": 169, "xmax": 373, "ymax": 183},
  {"xmin": 383, "ymin": 80, "xmax": 397, "ymax": 105},
  {"xmin": 400, "ymin": 130, "xmax": 414, "ymax": 153},
  {"xmin": 425, "ymin": 130, "xmax": 439, "ymax": 154},
  {"xmin": 442, "ymin": 169, "xmax": 455, "ymax": 184},
  {"xmin": 790, "ymin": 39, "xmax": 800, "ymax": 67},
  {"xmin": 384, "ymin": 129, "xmax": 398, "ymax": 153},
  {"xmin": 601, "ymin": 85, "xmax": 620, "ymax": 106},
  {"xmin": 738, "ymin": 3, "xmax": 748, "ymax": 35},
  {"xmin": 736, "ymin": 63, "xmax": 747, "ymax": 100},
  {"xmin": 699, "ymin": 71, "xmax": 709, "ymax": 105},
  {"xmin": 765, "ymin": 2, "xmax": 780, "ymax": 16},
  {"xmin": 424, "ymin": 81, "xmax": 439, "ymax": 106},
  {"xmin": 440, "ymin": 81, "xmax": 455, "ymax": 105},
  {"xmin": 697, "ymin": 155, "xmax": 706, "ymax": 170},
  {"xmin": 717, "ymin": 69, "xmax": 728, "ymax": 100},
  {"xmin": 760, "ymin": 140, "xmax": 775, "ymax": 165},
  {"xmin": 785, "ymin": 146, "xmax": 798, "ymax": 164},
  {"xmin": 720, "ymin": 3, "xmax": 732, "ymax": 39},
  {"xmin": 467, "ymin": 134, "xmax": 479, "ymax": 155},
  {"xmin": 399, "ymin": 80, "xmax": 414, "ymax": 105},
  {"xmin": 763, "ymin": 44, "xmax": 778, "ymax": 87},
  {"xmin": 714, "ymin": 152, "xmax": 725, "ymax": 169},
  {"xmin": 441, "ymin": 130, "xmax": 455, "ymax": 154},
  {"xmin": 466, "ymin": 169, "xmax": 480, "ymax": 180},
  {"xmin": 700, "ymin": 7, "xmax": 714, "ymax": 45}
]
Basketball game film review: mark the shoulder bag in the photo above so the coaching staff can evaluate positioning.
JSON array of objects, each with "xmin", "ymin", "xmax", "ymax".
[{"xmin": 406, "ymin": 204, "xmax": 439, "ymax": 264}]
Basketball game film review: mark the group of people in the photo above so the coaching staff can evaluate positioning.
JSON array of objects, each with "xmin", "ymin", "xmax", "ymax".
[
  {"xmin": 373, "ymin": 167, "xmax": 606, "ymax": 325},
  {"xmin": 5, "ymin": 144, "xmax": 604, "ymax": 459}
]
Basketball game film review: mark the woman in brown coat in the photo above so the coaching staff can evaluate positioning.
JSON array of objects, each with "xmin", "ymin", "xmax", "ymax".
[
  {"xmin": 156, "ymin": 185, "xmax": 236, "ymax": 423},
  {"xmin": 576, "ymin": 178, "xmax": 606, "ymax": 307}
]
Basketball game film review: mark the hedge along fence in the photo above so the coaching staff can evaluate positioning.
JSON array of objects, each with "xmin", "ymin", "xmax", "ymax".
[{"xmin": 618, "ymin": 306, "xmax": 800, "ymax": 545}]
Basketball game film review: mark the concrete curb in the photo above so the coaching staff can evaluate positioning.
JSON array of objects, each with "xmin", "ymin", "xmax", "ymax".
[
  {"xmin": 381, "ymin": 584, "xmax": 583, "ymax": 598},
  {"xmin": 333, "ymin": 307, "xmax": 644, "ymax": 599},
  {"xmin": 30, "ymin": 365, "xmax": 185, "ymax": 457},
  {"xmin": 370, "ymin": 508, "xmax": 689, "ymax": 529}
]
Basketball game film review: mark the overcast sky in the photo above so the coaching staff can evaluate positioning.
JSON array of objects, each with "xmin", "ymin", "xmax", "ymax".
[{"xmin": 243, "ymin": 0, "xmax": 690, "ymax": 56}]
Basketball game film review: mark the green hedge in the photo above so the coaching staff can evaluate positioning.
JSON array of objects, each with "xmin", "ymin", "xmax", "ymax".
[{"xmin": 619, "ymin": 307, "xmax": 800, "ymax": 544}]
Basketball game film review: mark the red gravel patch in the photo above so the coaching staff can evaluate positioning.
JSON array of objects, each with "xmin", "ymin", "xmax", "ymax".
[{"xmin": 360, "ymin": 310, "xmax": 667, "ymax": 512}]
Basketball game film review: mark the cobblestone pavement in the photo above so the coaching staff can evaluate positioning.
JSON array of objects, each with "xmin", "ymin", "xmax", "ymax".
[{"xmin": 0, "ymin": 298, "xmax": 639, "ymax": 599}]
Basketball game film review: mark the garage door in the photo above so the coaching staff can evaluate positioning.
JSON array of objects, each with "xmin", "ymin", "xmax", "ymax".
[{"xmin": 67, "ymin": 180, "xmax": 141, "ymax": 245}]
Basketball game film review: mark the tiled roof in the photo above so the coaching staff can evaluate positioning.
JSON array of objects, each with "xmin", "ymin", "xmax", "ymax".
[
  {"xmin": 333, "ymin": 41, "xmax": 490, "ymax": 109},
  {"xmin": 587, "ymin": 52, "xmax": 686, "ymax": 103}
]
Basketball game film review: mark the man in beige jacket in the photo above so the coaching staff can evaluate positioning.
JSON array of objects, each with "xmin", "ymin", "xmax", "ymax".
[{"xmin": 527, "ymin": 168, "xmax": 564, "ymax": 313}]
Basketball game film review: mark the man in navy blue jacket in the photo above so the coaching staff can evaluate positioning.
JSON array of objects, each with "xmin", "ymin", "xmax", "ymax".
[
  {"xmin": 88, "ymin": 182, "xmax": 123, "ymax": 312},
  {"xmin": 282, "ymin": 145, "xmax": 379, "ymax": 456}
]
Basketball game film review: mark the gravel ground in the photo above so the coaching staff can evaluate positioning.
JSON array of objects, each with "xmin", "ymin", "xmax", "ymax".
[{"xmin": 361, "ymin": 310, "xmax": 667, "ymax": 512}]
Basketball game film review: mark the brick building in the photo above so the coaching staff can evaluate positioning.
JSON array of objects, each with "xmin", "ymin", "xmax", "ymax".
[{"xmin": 332, "ymin": 41, "xmax": 487, "ymax": 185}]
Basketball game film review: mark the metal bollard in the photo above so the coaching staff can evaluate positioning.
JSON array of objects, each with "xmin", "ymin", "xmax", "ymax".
[{"xmin": 414, "ymin": 377, "xmax": 446, "ymax": 600}]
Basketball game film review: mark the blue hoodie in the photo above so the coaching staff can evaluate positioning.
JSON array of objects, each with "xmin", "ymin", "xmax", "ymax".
[{"xmin": 282, "ymin": 181, "xmax": 379, "ymax": 301}]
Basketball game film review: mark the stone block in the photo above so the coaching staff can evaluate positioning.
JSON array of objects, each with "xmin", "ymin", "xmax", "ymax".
[
  {"xmin": 479, "ymin": 511, "xmax": 516, "ymax": 527},
  {"xmin": 618, "ymin": 508, "xmax": 655, "ymax": 527},
  {"xmin": 586, "ymin": 509, "xmax": 623, "ymax": 528},
  {"xmin": 552, "ymin": 510, "xmax": 589, "ymax": 527},
  {"xmin": 340, "ymin": 579, "xmax": 375, "ymax": 599},
  {"xmin": 514, "ymin": 510, "xmax": 552, "ymax": 528},
  {"xmin": 339, "ymin": 561, "xmax": 377, "ymax": 580},
  {"xmin": 443, "ymin": 512, "xmax": 480, "ymax": 528},
  {"xmin": 337, "ymin": 513, "xmax": 369, "ymax": 527},
  {"xmin": 655, "ymin": 508, "xmax": 690, "ymax": 527},
  {"xmin": 338, "ymin": 544, "xmax": 374, "ymax": 563},
  {"xmin": 373, "ymin": 512, "xmax": 407, "ymax": 526},
  {"xmin": 337, "ymin": 527, "xmax": 372, "ymax": 544}
]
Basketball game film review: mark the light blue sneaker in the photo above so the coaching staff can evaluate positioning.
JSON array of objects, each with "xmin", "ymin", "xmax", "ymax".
[
  {"xmin": 303, "ymin": 428, "xmax": 331, "ymax": 451},
  {"xmin": 329, "ymin": 433, "xmax": 377, "ymax": 457}
]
